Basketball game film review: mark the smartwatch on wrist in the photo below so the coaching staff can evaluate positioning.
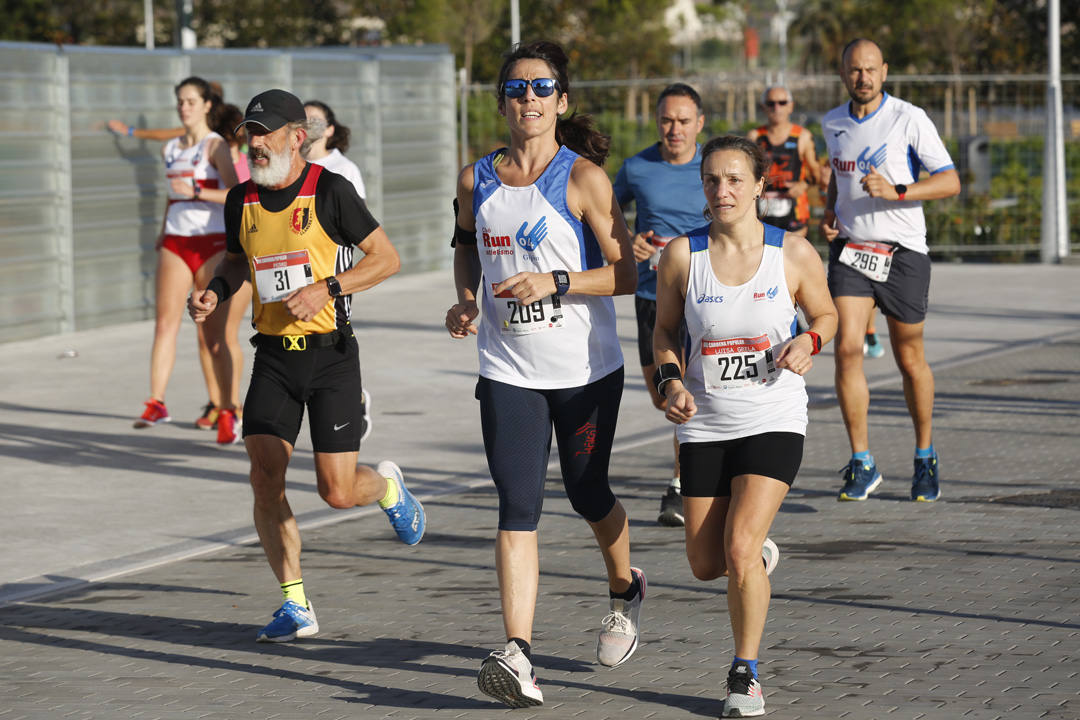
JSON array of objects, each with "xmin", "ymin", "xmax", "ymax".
[
  {"xmin": 804, "ymin": 331, "xmax": 822, "ymax": 356},
  {"xmin": 653, "ymin": 362, "xmax": 682, "ymax": 397},
  {"xmin": 894, "ymin": 183, "xmax": 908, "ymax": 201},
  {"xmin": 552, "ymin": 270, "xmax": 570, "ymax": 296},
  {"xmin": 325, "ymin": 275, "xmax": 343, "ymax": 298}
]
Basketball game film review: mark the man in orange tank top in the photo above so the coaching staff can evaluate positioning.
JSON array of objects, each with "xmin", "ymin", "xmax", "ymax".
[{"xmin": 747, "ymin": 86, "xmax": 823, "ymax": 237}]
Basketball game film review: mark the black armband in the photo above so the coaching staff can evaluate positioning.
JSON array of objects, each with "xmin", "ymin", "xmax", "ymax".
[
  {"xmin": 450, "ymin": 197, "xmax": 477, "ymax": 248},
  {"xmin": 206, "ymin": 276, "xmax": 232, "ymax": 302},
  {"xmin": 653, "ymin": 362, "xmax": 683, "ymax": 397},
  {"xmin": 452, "ymin": 223, "xmax": 477, "ymax": 247}
]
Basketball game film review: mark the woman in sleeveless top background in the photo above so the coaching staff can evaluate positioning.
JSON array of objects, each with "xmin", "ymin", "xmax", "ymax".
[
  {"xmin": 134, "ymin": 77, "xmax": 244, "ymax": 445},
  {"xmin": 653, "ymin": 135, "xmax": 837, "ymax": 717},
  {"xmin": 444, "ymin": 41, "xmax": 643, "ymax": 708}
]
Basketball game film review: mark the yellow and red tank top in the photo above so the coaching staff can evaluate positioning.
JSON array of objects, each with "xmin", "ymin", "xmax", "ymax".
[
  {"xmin": 238, "ymin": 164, "xmax": 353, "ymax": 336},
  {"xmin": 752, "ymin": 124, "xmax": 809, "ymax": 223}
]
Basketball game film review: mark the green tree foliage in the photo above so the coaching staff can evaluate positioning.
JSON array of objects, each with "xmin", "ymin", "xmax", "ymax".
[{"xmin": 790, "ymin": 0, "xmax": 1080, "ymax": 75}]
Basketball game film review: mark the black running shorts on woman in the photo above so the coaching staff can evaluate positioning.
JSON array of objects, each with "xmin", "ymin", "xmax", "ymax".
[
  {"xmin": 680, "ymin": 432, "xmax": 804, "ymax": 497},
  {"xmin": 243, "ymin": 331, "xmax": 364, "ymax": 453},
  {"xmin": 476, "ymin": 368, "xmax": 623, "ymax": 532},
  {"xmin": 828, "ymin": 239, "xmax": 932, "ymax": 324}
]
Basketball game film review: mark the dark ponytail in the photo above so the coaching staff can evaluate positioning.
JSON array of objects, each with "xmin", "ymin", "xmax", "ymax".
[
  {"xmin": 496, "ymin": 41, "xmax": 611, "ymax": 167},
  {"xmin": 304, "ymin": 100, "xmax": 351, "ymax": 154}
]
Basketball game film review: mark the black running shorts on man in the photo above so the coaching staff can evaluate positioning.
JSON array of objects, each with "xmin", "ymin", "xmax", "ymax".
[{"xmin": 827, "ymin": 239, "xmax": 931, "ymax": 325}]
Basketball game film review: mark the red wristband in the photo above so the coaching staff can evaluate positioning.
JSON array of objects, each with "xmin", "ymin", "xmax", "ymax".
[{"xmin": 804, "ymin": 331, "xmax": 822, "ymax": 355}]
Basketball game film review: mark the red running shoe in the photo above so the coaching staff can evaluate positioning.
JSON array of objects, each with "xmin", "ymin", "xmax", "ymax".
[
  {"xmin": 134, "ymin": 399, "xmax": 171, "ymax": 429},
  {"xmin": 194, "ymin": 402, "xmax": 218, "ymax": 430},
  {"xmin": 216, "ymin": 408, "xmax": 241, "ymax": 445}
]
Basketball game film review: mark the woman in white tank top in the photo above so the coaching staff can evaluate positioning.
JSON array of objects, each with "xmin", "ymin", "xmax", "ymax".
[
  {"xmin": 444, "ymin": 41, "xmax": 642, "ymax": 708},
  {"xmin": 133, "ymin": 77, "xmax": 245, "ymax": 444},
  {"xmin": 653, "ymin": 136, "xmax": 837, "ymax": 717}
]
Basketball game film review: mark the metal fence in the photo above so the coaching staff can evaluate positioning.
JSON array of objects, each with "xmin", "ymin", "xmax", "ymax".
[
  {"xmin": 0, "ymin": 42, "xmax": 456, "ymax": 341},
  {"xmin": 465, "ymin": 73, "xmax": 1080, "ymax": 260}
]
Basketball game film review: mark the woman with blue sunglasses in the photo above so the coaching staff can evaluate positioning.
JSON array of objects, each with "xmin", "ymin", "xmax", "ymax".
[{"xmin": 445, "ymin": 40, "xmax": 641, "ymax": 708}]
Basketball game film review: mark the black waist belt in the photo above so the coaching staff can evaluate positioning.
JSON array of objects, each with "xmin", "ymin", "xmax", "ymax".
[{"xmin": 251, "ymin": 328, "xmax": 350, "ymax": 352}]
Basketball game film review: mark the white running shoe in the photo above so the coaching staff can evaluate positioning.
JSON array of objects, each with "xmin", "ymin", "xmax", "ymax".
[
  {"xmin": 477, "ymin": 641, "xmax": 543, "ymax": 708},
  {"xmin": 762, "ymin": 537, "xmax": 779, "ymax": 576},
  {"xmin": 722, "ymin": 660, "xmax": 765, "ymax": 717},
  {"xmin": 597, "ymin": 566, "xmax": 646, "ymax": 667}
]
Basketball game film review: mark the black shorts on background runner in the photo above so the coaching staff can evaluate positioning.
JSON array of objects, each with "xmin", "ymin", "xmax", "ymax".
[{"xmin": 828, "ymin": 239, "xmax": 931, "ymax": 324}]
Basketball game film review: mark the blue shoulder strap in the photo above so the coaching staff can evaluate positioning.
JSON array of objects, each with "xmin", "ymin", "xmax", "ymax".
[
  {"xmin": 472, "ymin": 149, "xmax": 504, "ymax": 217},
  {"xmin": 763, "ymin": 223, "xmax": 785, "ymax": 248},
  {"xmin": 688, "ymin": 227, "xmax": 710, "ymax": 253}
]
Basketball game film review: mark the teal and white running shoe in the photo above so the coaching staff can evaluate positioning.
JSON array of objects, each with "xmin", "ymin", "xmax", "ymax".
[
  {"xmin": 378, "ymin": 460, "xmax": 426, "ymax": 545},
  {"xmin": 255, "ymin": 600, "xmax": 318, "ymax": 643}
]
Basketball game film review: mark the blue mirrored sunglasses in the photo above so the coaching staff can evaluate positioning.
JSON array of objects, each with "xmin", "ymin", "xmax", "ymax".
[{"xmin": 503, "ymin": 78, "xmax": 560, "ymax": 99}]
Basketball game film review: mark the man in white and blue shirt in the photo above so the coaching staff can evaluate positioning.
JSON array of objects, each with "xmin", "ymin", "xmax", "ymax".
[
  {"xmin": 613, "ymin": 83, "xmax": 706, "ymax": 527},
  {"xmin": 820, "ymin": 38, "xmax": 960, "ymax": 504}
]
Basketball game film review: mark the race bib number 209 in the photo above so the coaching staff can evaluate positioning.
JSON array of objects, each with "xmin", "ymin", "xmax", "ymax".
[{"xmin": 492, "ymin": 283, "xmax": 564, "ymax": 335}]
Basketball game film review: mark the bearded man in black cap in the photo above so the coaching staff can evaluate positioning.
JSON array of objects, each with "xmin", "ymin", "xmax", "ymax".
[{"xmin": 188, "ymin": 89, "xmax": 427, "ymax": 643}]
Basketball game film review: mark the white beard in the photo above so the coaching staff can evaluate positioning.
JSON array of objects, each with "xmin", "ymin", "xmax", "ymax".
[{"xmin": 249, "ymin": 144, "xmax": 292, "ymax": 187}]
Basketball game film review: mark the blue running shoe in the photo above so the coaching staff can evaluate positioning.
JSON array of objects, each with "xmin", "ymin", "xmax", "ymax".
[
  {"xmin": 378, "ymin": 460, "xmax": 425, "ymax": 545},
  {"xmin": 838, "ymin": 457, "xmax": 883, "ymax": 501},
  {"xmin": 256, "ymin": 600, "xmax": 318, "ymax": 643},
  {"xmin": 864, "ymin": 334, "xmax": 886, "ymax": 359},
  {"xmin": 911, "ymin": 452, "xmax": 941, "ymax": 502}
]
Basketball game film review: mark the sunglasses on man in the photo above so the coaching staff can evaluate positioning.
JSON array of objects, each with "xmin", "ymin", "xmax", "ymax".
[
  {"xmin": 503, "ymin": 78, "xmax": 560, "ymax": 99},
  {"xmin": 764, "ymin": 100, "xmax": 789, "ymax": 108}
]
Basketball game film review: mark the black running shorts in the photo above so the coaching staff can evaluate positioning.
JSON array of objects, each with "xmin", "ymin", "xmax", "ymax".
[
  {"xmin": 243, "ymin": 332, "xmax": 364, "ymax": 453},
  {"xmin": 828, "ymin": 239, "xmax": 932, "ymax": 324},
  {"xmin": 679, "ymin": 431, "xmax": 804, "ymax": 497}
]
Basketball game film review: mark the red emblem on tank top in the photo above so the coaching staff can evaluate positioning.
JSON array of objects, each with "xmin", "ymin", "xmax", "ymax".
[{"xmin": 290, "ymin": 207, "xmax": 311, "ymax": 235}]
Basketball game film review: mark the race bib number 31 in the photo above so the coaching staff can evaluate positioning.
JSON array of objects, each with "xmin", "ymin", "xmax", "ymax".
[
  {"xmin": 701, "ymin": 333, "xmax": 778, "ymax": 393},
  {"xmin": 839, "ymin": 240, "xmax": 894, "ymax": 282},
  {"xmin": 253, "ymin": 250, "xmax": 314, "ymax": 304},
  {"xmin": 492, "ymin": 283, "xmax": 564, "ymax": 335}
]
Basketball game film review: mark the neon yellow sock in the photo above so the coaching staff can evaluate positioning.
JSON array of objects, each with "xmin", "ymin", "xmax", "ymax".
[
  {"xmin": 281, "ymin": 579, "xmax": 307, "ymax": 607},
  {"xmin": 378, "ymin": 475, "xmax": 400, "ymax": 509}
]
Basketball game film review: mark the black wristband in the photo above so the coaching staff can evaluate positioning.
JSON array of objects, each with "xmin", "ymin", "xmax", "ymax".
[
  {"xmin": 206, "ymin": 276, "xmax": 232, "ymax": 302},
  {"xmin": 653, "ymin": 362, "xmax": 682, "ymax": 396}
]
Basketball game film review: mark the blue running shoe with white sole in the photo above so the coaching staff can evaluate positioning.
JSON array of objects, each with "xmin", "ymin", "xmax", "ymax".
[
  {"xmin": 256, "ymin": 600, "xmax": 318, "ymax": 643},
  {"xmin": 911, "ymin": 452, "xmax": 941, "ymax": 502},
  {"xmin": 838, "ymin": 457, "xmax": 883, "ymax": 501},
  {"xmin": 378, "ymin": 460, "xmax": 425, "ymax": 545},
  {"xmin": 863, "ymin": 334, "xmax": 886, "ymax": 359}
]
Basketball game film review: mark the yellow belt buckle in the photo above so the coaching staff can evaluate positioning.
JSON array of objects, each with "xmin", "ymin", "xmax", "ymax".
[{"xmin": 283, "ymin": 334, "xmax": 306, "ymax": 351}]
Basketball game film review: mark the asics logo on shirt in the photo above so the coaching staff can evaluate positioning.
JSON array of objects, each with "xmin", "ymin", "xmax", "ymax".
[
  {"xmin": 696, "ymin": 293, "xmax": 724, "ymax": 304},
  {"xmin": 857, "ymin": 143, "xmax": 888, "ymax": 173},
  {"xmin": 515, "ymin": 216, "xmax": 549, "ymax": 251}
]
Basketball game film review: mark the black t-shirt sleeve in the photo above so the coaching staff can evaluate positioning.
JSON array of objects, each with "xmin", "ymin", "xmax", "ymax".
[
  {"xmin": 224, "ymin": 184, "xmax": 246, "ymax": 255},
  {"xmin": 315, "ymin": 170, "xmax": 380, "ymax": 247}
]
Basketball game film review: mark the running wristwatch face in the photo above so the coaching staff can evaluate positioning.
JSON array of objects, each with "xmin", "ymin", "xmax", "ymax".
[
  {"xmin": 325, "ymin": 275, "xmax": 342, "ymax": 297},
  {"xmin": 552, "ymin": 270, "xmax": 570, "ymax": 295}
]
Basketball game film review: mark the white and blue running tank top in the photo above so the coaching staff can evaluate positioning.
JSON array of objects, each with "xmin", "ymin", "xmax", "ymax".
[
  {"xmin": 472, "ymin": 146, "xmax": 623, "ymax": 389},
  {"xmin": 678, "ymin": 224, "xmax": 808, "ymax": 443}
]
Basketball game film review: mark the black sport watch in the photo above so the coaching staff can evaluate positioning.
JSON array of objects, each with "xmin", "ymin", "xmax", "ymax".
[
  {"xmin": 325, "ymin": 275, "xmax": 343, "ymax": 298},
  {"xmin": 894, "ymin": 183, "xmax": 908, "ymax": 201},
  {"xmin": 552, "ymin": 270, "xmax": 570, "ymax": 296}
]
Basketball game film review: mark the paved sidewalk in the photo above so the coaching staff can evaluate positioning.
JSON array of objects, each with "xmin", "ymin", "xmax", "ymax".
[{"xmin": 0, "ymin": 264, "xmax": 1078, "ymax": 719}]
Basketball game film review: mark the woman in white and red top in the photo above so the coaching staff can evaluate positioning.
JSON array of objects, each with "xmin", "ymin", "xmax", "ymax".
[
  {"xmin": 653, "ymin": 135, "xmax": 837, "ymax": 718},
  {"xmin": 134, "ymin": 76, "xmax": 242, "ymax": 444}
]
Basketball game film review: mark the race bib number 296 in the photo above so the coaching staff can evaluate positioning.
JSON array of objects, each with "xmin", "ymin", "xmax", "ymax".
[{"xmin": 838, "ymin": 240, "xmax": 894, "ymax": 282}]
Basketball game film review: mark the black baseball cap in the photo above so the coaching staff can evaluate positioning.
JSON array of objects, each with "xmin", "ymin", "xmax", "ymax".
[{"xmin": 236, "ymin": 89, "xmax": 306, "ymax": 133}]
